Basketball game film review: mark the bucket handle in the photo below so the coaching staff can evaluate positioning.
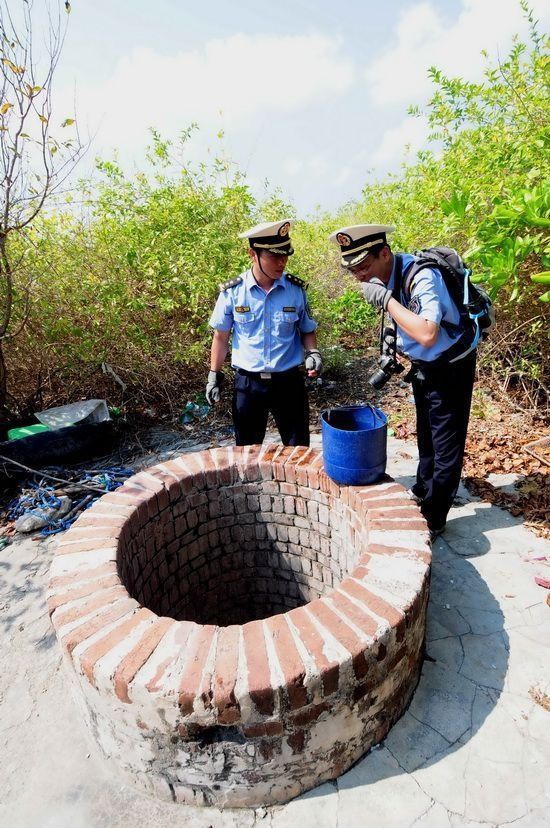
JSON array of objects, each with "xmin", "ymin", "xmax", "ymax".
[
  {"xmin": 366, "ymin": 404, "xmax": 386, "ymax": 426},
  {"xmin": 325, "ymin": 404, "xmax": 386, "ymax": 427}
]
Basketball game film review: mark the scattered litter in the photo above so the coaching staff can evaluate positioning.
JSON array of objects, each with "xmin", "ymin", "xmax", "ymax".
[
  {"xmin": 0, "ymin": 537, "xmax": 10, "ymax": 550},
  {"xmin": 312, "ymin": 377, "xmax": 335, "ymax": 390},
  {"xmin": 36, "ymin": 399, "xmax": 110, "ymax": 429},
  {"xmin": 4, "ymin": 466, "xmax": 134, "ymax": 537},
  {"xmin": 534, "ymin": 576, "xmax": 550, "ymax": 589},
  {"xmin": 7, "ymin": 423, "xmax": 50, "ymax": 441},
  {"xmin": 179, "ymin": 401, "xmax": 210, "ymax": 425},
  {"xmin": 101, "ymin": 362, "xmax": 127, "ymax": 392},
  {"xmin": 15, "ymin": 495, "xmax": 71, "ymax": 533}
]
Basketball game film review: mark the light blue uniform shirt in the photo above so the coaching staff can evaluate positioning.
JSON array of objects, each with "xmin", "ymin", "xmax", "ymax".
[
  {"xmin": 208, "ymin": 269, "xmax": 318, "ymax": 373},
  {"xmin": 388, "ymin": 253, "xmax": 462, "ymax": 362}
]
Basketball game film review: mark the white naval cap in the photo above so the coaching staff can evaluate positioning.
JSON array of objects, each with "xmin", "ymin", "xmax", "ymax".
[
  {"xmin": 238, "ymin": 219, "xmax": 294, "ymax": 255},
  {"xmin": 329, "ymin": 224, "xmax": 395, "ymax": 267}
]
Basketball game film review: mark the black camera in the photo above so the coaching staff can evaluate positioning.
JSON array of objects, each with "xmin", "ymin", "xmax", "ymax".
[{"xmin": 368, "ymin": 355, "xmax": 404, "ymax": 389}]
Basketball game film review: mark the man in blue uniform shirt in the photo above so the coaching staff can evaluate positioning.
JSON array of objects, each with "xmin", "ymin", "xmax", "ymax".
[
  {"xmin": 330, "ymin": 224, "xmax": 477, "ymax": 541},
  {"xmin": 206, "ymin": 220, "xmax": 321, "ymax": 446}
]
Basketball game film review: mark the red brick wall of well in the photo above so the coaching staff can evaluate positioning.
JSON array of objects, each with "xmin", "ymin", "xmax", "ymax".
[{"xmin": 48, "ymin": 444, "xmax": 431, "ymax": 808}]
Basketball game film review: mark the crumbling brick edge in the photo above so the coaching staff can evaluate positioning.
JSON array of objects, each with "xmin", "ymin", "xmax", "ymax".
[{"xmin": 48, "ymin": 443, "xmax": 431, "ymax": 808}]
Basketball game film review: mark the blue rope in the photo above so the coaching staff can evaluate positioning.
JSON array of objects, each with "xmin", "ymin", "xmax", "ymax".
[{"xmin": 5, "ymin": 466, "xmax": 134, "ymax": 535}]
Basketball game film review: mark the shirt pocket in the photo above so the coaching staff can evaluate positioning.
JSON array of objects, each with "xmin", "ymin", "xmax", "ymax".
[
  {"xmin": 234, "ymin": 311, "xmax": 255, "ymax": 333},
  {"xmin": 273, "ymin": 311, "xmax": 299, "ymax": 337}
]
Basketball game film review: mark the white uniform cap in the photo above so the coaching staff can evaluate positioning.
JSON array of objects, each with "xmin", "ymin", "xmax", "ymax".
[
  {"xmin": 238, "ymin": 219, "xmax": 294, "ymax": 255},
  {"xmin": 329, "ymin": 223, "xmax": 395, "ymax": 267}
]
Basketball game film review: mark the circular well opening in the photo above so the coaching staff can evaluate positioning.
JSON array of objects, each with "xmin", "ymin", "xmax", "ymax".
[{"xmin": 118, "ymin": 478, "xmax": 350, "ymax": 626}]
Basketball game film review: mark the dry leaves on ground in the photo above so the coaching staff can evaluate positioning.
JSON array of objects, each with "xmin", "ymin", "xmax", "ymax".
[{"xmin": 529, "ymin": 686, "xmax": 550, "ymax": 712}]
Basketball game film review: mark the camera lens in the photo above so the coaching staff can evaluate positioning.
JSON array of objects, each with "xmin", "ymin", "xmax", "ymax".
[
  {"xmin": 368, "ymin": 367, "xmax": 391, "ymax": 389},
  {"xmin": 367, "ymin": 354, "xmax": 403, "ymax": 389}
]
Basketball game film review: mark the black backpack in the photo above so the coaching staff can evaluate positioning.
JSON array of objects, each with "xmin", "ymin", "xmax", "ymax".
[{"xmin": 401, "ymin": 247, "xmax": 495, "ymax": 357}]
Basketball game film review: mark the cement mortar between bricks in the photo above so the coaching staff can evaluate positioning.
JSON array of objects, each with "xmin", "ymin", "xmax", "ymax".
[{"xmin": 48, "ymin": 443, "xmax": 431, "ymax": 808}]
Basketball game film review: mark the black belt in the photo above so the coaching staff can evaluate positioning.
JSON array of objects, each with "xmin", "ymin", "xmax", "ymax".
[{"xmin": 235, "ymin": 366, "xmax": 301, "ymax": 380}]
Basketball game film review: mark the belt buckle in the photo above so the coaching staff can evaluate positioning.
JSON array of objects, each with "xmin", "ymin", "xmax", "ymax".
[{"xmin": 260, "ymin": 372, "xmax": 272, "ymax": 380}]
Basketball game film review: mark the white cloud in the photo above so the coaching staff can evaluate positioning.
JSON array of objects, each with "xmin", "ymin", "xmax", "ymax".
[
  {"xmin": 60, "ymin": 33, "xmax": 353, "ymax": 156},
  {"xmin": 371, "ymin": 115, "xmax": 430, "ymax": 165},
  {"xmin": 283, "ymin": 150, "xmax": 331, "ymax": 180},
  {"xmin": 307, "ymin": 151, "xmax": 330, "ymax": 177},
  {"xmin": 283, "ymin": 157, "xmax": 304, "ymax": 176},
  {"xmin": 365, "ymin": 0, "xmax": 550, "ymax": 107},
  {"xmin": 334, "ymin": 165, "xmax": 352, "ymax": 187}
]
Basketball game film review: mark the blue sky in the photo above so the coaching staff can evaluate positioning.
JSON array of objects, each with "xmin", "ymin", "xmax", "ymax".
[{"xmin": 47, "ymin": 0, "xmax": 549, "ymax": 215}]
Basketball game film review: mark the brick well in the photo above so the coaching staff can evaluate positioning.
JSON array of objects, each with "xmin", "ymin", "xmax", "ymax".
[{"xmin": 48, "ymin": 444, "xmax": 431, "ymax": 808}]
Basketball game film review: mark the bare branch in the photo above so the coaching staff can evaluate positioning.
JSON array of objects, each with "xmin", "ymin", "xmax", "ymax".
[{"xmin": 0, "ymin": 0, "xmax": 85, "ymax": 410}]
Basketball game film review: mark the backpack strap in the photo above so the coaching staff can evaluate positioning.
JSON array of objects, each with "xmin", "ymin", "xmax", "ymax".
[
  {"xmin": 402, "ymin": 255, "xmax": 477, "ymax": 362},
  {"xmin": 391, "ymin": 253, "xmax": 404, "ymax": 301},
  {"xmin": 402, "ymin": 257, "xmax": 438, "ymax": 303}
]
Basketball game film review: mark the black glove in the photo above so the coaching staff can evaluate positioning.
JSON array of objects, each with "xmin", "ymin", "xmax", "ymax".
[
  {"xmin": 205, "ymin": 370, "xmax": 224, "ymax": 405},
  {"xmin": 361, "ymin": 278, "xmax": 391, "ymax": 311},
  {"xmin": 305, "ymin": 349, "xmax": 323, "ymax": 375}
]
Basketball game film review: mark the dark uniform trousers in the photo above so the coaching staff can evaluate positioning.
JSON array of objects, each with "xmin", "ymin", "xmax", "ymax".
[
  {"xmin": 411, "ymin": 351, "xmax": 476, "ymax": 531},
  {"xmin": 232, "ymin": 367, "xmax": 310, "ymax": 447}
]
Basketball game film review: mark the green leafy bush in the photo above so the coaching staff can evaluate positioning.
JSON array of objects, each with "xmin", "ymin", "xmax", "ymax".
[{"xmin": 3, "ymin": 13, "xmax": 548, "ymax": 414}]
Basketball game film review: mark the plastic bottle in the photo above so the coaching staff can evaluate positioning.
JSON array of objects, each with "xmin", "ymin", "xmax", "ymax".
[{"xmin": 179, "ymin": 402, "xmax": 195, "ymax": 425}]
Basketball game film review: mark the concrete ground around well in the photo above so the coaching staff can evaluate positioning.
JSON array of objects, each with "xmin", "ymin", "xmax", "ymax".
[{"xmin": 1, "ymin": 434, "xmax": 549, "ymax": 828}]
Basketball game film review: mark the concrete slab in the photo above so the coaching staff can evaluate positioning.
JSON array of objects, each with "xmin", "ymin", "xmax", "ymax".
[
  {"xmin": 415, "ymin": 802, "xmax": 452, "ymax": 826},
  {"xmin": 1, "ymin": 432, "xmax": 549, "ymax": 828},
  {"xmin": 336, "ymin": 747, "xmax": 433, "ymax": 827},
  {"xmin": 383, "ymin": 710, "xmax": 452, "ymax": 772},
  {"xmin": 465, "ymin": 752, "xmax": 527, "ymax": 823},
  {"xmin": 406, "ymin": 661, "xmax": 476, "ymax": 743},
  {"xmin": 412, "ymin": 738, "xmax": 471, "ymax": 815},
  {"xmin": 270, "ymin": 782, "xmax": 338, "ymax": 828}
]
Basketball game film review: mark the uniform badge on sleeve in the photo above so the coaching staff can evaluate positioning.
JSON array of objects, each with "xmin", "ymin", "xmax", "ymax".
[{"xmin": 409, "ymin": 296, "xmax": 421, "ymax": 315}]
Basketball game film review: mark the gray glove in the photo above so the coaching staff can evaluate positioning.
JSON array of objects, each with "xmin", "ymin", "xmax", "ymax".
[
  {"xmin": 305, "ymin": 349, "xmax": 323, "ymax": 375},
  {"xmin": 361, "ymin": 278, "xmax": 391, "ymax": 311},
  {"xmin": 205, "ymin": 370, "xmax": 224, "ymax": 405}
]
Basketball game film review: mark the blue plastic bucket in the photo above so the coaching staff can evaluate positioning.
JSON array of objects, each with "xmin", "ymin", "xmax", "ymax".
[{"xmin": 321, "ymin": 404, "xmax": 388, "ymax": 486}]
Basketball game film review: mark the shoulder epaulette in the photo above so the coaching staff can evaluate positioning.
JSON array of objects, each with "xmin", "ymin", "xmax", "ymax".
[
  {"xmin": 219, "ymin": 276, "xmax": 243, "ymax": 292},
  {"xmin": 286, "ymin": 272, "xmax": 308, "ymax": 290}
]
